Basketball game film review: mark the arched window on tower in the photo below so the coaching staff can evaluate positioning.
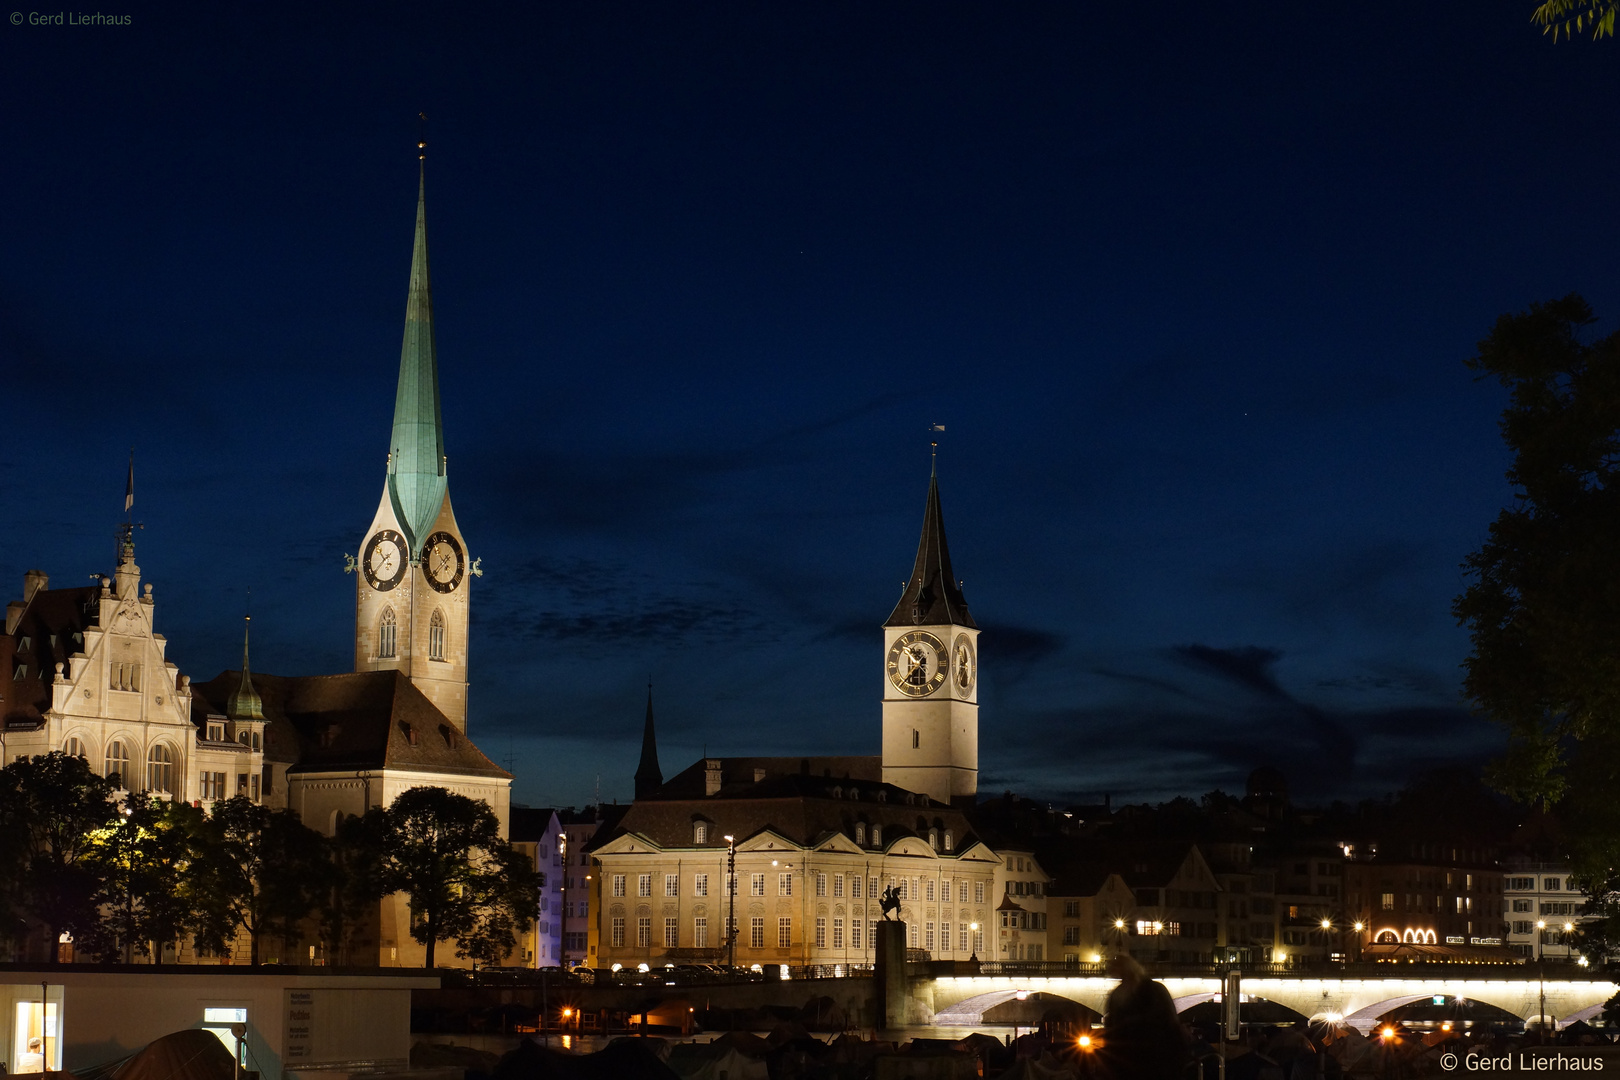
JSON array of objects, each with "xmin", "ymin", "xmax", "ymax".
[
  {"xmin": 428, "ymin": 608, "xmax": 446, "ymax": 662},
  {"xmin": 379, "ymin": 607, "xmax": 397, "ymax": 659}
]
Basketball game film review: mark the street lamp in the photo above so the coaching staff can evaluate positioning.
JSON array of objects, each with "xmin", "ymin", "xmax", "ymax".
[
  {"xmin": 556, "ymin": 832, "xmax": 567, "ymax": 971},
  {"xmin": 1536, "ymin": 919, "xmax": 1548, "ymax": 1042},
  {"xmin": 724, "ymin": 835, "xmax": 737, "ymax": 970},
  {"xmin": 969, "ymin": 922, "xmax": 979, "ymax": 962}
]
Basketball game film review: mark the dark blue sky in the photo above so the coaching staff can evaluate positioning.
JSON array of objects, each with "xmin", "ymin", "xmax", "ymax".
[{"xmin": 5, "ymin": 1, "xmax": 1616, "ymax": 810}]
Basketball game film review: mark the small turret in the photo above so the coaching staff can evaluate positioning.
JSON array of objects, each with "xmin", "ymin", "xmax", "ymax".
[{"xmin": 226, "ymin": 615, "xmax": 265, "ymax": 721}]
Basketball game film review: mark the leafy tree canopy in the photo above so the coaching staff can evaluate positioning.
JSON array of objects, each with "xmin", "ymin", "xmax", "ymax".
[
  {"xmin": 1532, "ymin": 0, "xmax": 1617, "ymax": 40},
  {"xmin": 380, "ymin": 786, "xmax": 539, "ymax": 968}
]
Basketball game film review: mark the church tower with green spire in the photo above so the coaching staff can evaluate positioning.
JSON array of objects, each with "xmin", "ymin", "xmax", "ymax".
[{"xmin": 352, "ymin": 162, "xmax": 474, "ymax": 731}]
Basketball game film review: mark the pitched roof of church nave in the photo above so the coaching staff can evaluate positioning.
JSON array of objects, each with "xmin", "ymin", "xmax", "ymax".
[{"xmin": 192, "ymin": 668, "xmax": 509, "ymax": 779}]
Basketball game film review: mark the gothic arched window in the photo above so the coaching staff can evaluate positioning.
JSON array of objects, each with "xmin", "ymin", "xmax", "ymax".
[
  {"xmin": 428, "ymin": 608, "xmax": 446, "ymax": 661},
  {"xmin": 64, "ymin": 736, "xmax": 86, "ymax": 759},
  {"xmin": 379, "ymin": 607, "xmax": 398, "ymax": 659},
  {"xmin": 146, "ymin": 743, "xmax": 175, "ymax": 795},
  {"xmin": 105, "ymin": 740, "xmax": 129, "ymax": 786}
]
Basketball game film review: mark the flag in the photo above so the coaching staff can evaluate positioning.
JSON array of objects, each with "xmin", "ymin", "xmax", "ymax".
[
  {"xmin": 931, "ymin": 423, "xmax": 946, "ymax": 432},
  {"xmin": 124, "ymin": 451, "xmax": 134, "ymax": 513}
]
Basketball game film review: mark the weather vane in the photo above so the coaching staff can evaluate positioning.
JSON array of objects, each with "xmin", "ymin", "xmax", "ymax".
[
  {"xmin": 929, "ymin": 422, "xmax": 945, "ymax": 461},
  {"xmin": 418, "ymin": 111, "xmax": 427, "ymax": 161}
]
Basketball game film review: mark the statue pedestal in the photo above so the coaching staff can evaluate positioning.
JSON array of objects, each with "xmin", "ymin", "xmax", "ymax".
[{"xmin": 875, "ymin": 919, "xmax": 909, "ymax": 1030}]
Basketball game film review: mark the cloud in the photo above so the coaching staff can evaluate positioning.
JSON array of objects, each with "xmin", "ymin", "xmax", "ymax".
[
  {"xmin": 1171, "ymin": 644, "xmax": 1288, "ymax": 698},
  {"xmin": 975, "ymin": 641, "xmax": 1496, "ymax": 805}
]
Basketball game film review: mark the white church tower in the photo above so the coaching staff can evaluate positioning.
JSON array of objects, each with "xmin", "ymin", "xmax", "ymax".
[
  {"xmin": 881, "ymin": 461, "xmax": 979, "ymax": 806},
  {"xmin": 351, "ymin": 162, "xmax": 475, "ymax": 731}
]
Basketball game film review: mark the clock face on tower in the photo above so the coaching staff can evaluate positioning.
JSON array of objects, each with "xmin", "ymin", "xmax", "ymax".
[
  {"xmin": 954, "ymin": 634, "xmax": 976, "ymax": 694},
  {"xmin": 421, "ymin": 531, "xmax": 465, "ymax": 593},
  {"xmin": 888, "ymin": 630, "xmax": 948, "ymax": 697},
  {"xmin": 363, "ymin": 529, "xmax": 407, "ymax": 591}
]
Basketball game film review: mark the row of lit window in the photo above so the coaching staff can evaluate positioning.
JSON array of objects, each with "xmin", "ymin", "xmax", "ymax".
[
  {"xmin": 608, "ymin": 870, "xmax": 988, "ymax": 905},
  {"xmin": 1506, "ymin": 876, "xmax": 1576, "ymax": 892},
  {"xmin": 62, "ymin": 737, "xmax": 258, "ymax": 800},
  {"xmin": 605, "ymin": 915, "xmax": 986, "ymax": 955}
]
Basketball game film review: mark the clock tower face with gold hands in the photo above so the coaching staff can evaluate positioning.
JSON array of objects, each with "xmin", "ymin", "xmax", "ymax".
[
  {"xmin": 953, "ymin": 634, "xmax": 976, "ymax": 693},
  {"xmin": 421, "ymin": 531, "xmax": 465, "ymax": 593},
  {"xmin": 887, "ymin": 630, "xmax": 948, "ymax": 697},
  {"xmin": 363, "ymin": 529, "xmax": 407, "ymax": 591}
]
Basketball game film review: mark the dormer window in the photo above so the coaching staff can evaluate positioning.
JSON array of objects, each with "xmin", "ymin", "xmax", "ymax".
[
  {"xmin": 871, "ymin": 824, "xmax": 882, "ymax": 846},
  {"xmin": 207, "ymin": 722, "xmax": 224, "ymax": 741},
  {"xmin": 17, "ymin": 636, "xmax": 30, "ymax": 651},
  {"xmin": 442, "ymin": 725, "xmax": 458, "ymax": 749},
  {"xmin": 855, "ymin": 823, "xmax": 867, "ymax": 845},
  {"xmin": 694, "ymin": 821, "xmax": 709, "ymax": 844},
  {"xmin": 876, "ymin": 790, "xmax": 887, "ymax": 803},
  {"xmin": 831, "ymin": 786, "xmax": 842, "ymax": 799},
  {"xmin": 944, "ymin": 829, "xmax": 954, "ymax": 852},
  {"xmin": 929, "ymin": 828, "xmax": 940, "ymax": 850},
  {"xmin": 849, "ymin": 788, "xmax": 859, "ymax": 801}
]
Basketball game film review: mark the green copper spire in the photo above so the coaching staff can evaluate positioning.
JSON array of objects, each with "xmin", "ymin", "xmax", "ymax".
[
  {"xmin": 226, "ymin": 615, "xmax": 265, "ymax": 721},
  {"xmin": 387, "ymin": 163, "xmax": 448, "ymax": 550}
]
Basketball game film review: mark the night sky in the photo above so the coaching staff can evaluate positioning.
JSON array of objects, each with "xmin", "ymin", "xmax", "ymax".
[{"xmin": 5, "ymin": 1, "xmax": 1617, "ymax": 811}]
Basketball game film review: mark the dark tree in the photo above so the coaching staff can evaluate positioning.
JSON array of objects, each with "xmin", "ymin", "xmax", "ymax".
[
  {"xmin": 319, "ymin": 807, "xmax": 387, "ymax": 965},
  {"xmin": 0, "ymin": 752, "xmax": 119, "ymax": 961},
  {"xmin": 379, "ymin": 786, "xmax": 540, "ymax": 968},
  {"xmin": 1456, "ymin": 294, "xmax": 1620, "ymax": 919},
  {"xmin": 92, "ymin": 793, "xmax": 210, "ymax": 963},
  {"xmin": 195, "ymin": 797, "xmax": 329, "ymax": 964}
]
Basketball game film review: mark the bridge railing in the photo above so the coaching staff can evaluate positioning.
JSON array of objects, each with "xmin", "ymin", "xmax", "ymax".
[{"xmin": 915, "ymin": 958, "xmax": 1613, "ymax": 981}]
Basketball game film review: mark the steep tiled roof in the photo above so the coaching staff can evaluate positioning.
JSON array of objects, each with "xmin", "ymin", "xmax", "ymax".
[
  {"xmin": 192, "ymin": 668, "xmax": 508, "ymax": 779},
  {"xmin": 2, "ymin": 585, "xmax": 100, "ymax": 726},
  {"xmin": 884, "ymin": 470, "xmax": 975, "ymax": 629},
  {"xmin": 594, "ymin": 766, "xmax": 984, "ymax": 856},
  {"xmin": 652, "ymin": 755, "xmax": 882, "ymax": 800}
]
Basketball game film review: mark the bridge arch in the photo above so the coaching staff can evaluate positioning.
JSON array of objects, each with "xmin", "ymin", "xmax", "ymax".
[
  {"xmin": 1342, "ymin": 993, "xmax": 1531, "ymax": 1031},
  {"xmin": 933, "ymin": 988, "xmax": 1101, "ymax": 1026}
]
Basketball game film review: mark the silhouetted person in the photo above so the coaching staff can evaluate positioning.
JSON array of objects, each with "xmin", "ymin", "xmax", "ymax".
[{"xmin": 1101, "ymin": 955, "xmax": 1188, "ymax": 1080}]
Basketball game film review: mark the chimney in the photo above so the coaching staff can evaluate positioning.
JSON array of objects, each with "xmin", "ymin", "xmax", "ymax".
[
  {"xmin": 23, "ymin": 570, "xmax": 48, "ymax": 601},
  {"xmin": 705, "ymin": 759, "xmax": 723, "ymax": 797}
]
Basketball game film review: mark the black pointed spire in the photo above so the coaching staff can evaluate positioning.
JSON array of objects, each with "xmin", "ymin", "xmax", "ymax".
[
  {"xmin": 634, "ymin": 683, "xmax": 663, "ymax": 799},
  {"xmin": 884, "ymin": 468, "xmax": 975, "ymax": 629}
]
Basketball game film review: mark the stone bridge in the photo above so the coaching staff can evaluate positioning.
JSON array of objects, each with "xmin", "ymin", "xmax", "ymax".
[{"xmin": 919, "ymin": 970, "xmax": 1618, "ymax": 1032}]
